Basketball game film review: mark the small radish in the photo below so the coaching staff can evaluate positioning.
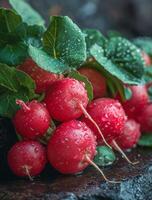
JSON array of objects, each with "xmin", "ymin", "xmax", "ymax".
[
  {"xmin": 113, "ymin": 119, "xmax": 141, "ymax": 150},
  {"xmin": 44, "ymin": 78, "xmax": 88, "ymax": 122},
  {"xmin": 47, "ymin": 120, "xmax": 115, "ymax": 182},
  {"xmin": 18, "ymin": 59, "xmax": 63, "ymax": 93},
  {"xmin": 47, "ymin": 120, "xmax": 96, "ymax": 174},
  {"xmin": 78, "ymin": 67, "xmax": 107, "ymax": 98},
  {"xmin": 8, "ymin": 141, "xmax": 47, "ymax": 179},
  {"xmin": 142, "ymin": 52, "xmax": 151, "ymax": 66},
  {"xmin": 13, "ymin": 100, "xmax": 51, "ymax": 139},
  {"xmin": 119, "ymin": 85, "xmax": 149, "ymax": 120},
  {"xmin": 81, "ymin": 98, "xmax": 138, "ymax": 164},
  {"xmin": 82, "ymin": 98, "xmax": 127, "ymax": 143},
  {"xmin": 136, "ymin": 103, "xmax": 152, "ymax": 132},
  {"xmin": 44, "ymin": 78, "xmax": 110, "ymax": 147}
]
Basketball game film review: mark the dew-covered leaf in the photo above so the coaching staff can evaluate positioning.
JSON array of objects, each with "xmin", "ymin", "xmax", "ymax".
[
  {"xmin": 42, "ymin": 16, "xmax": 86, "ymax": 70},
  {"xmin": 28, "ymin": 45, "xmax": 69, "ymax": 73},
  {"xmin": 90, "ymin": 36, "xmax": 144, "ymax": 85},
  {"xmin": 68, "ymin": 70, "xmax": 93, "ymax": 101},
  {"xmin": 138, "ymin": 133, "xmax": 152, "ymax": 147},
  {"xmin": 9, "ymin": 0, "xmax": 45, "ymax": 27},
  {"xmin": 83, "ymin": 29, "xmax": 106, "ymax": 56},
  {"xmin": 0, "ymin": 63, "xmax": 36, "ymax": 118},
  {"xmin": 133, "ymin": 37, "xmax": 152, "ymax": 56},
  {"xmin": 94, "ymin": 146, "xmax": 116, "ymax": 166}
]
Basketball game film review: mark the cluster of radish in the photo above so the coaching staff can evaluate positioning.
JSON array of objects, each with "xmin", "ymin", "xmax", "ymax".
[{"xmin": 7, "ymin": 52, "xmax": 152, "ymax": 183}]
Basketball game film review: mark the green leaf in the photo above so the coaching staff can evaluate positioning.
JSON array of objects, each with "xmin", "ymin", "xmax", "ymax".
[
  {"xmin": 143, "ymin": 67, "xmax": 152, "ymax": 83},
  {"xmin": 22, "ymin": 25, "xmax": 44, "ymax": 47},
  {"xmin": 90, "ymin": 37, "xmax": 144, "ymax": 85},
  {"xmin": 107, "ymin": 30, "xmax": 122, "ymax": 38},
  {"xmin": 0, "ymin": 43, "xmax": 28, "ymax": 66},
  {"xmin": 9, "ymin": 0, "xmax": 45, "ymax": 27},
  {"xmin": 94, "ymin": 146, "xmax": 116, "ymax": 166},
  {"xmin": 124, "ymin": 86, "xmax": 132, "ymax": 100},
  {"xmin": 0, "ymin": 8, "xmax": 22, "ymax": 33},
  {"xmin": 28, "ymin": 45, "xmax": 69, "ymax": 73},
  {"xmin": 42, "ymin": 16, "xmax": 86, "ymax": 70},
  {"xmin": 133, "ymin": 37, "xmax": 152, "ymax": 56},
  {"xmin": 138, "ymin": 133, "xmax": 152, "ymax": 147},
  {"xmin": 39, "ymin": 121, "xmax": 56, "ymax": 145},
  {"xmin": 0, "ymin": 63, "xmax": 36, "ymax": 118},
  {"xmin": 0, "ymin": 8, "xmax": 43, "ymax": 65},
  {"xmin": 68, "ymin": 70, "xmax": 93, "ymax": 101},
  {"xmin": 83, "ymin": 29, "xmax": 106, "ymax": 56}
]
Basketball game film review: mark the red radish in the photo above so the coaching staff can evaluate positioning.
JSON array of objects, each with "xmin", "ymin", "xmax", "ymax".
[
  {"xmin": 136, "ymin": 103, "xmax": 152, "ymax": 132},
  {"xmin": 113, "ymin": 119, "xmax": 141, "ymax": 150},
  {"xmin": 81, "ymin": 98, "xmax": 127, "ymax": 144},
  {"xmin": 78, "ymin": 67, "xmax": 107, "ymax": 98},
  {"xmin": 142, "ymin": 52, "xmax": 151, "ymax": 66},
  {"xmin": 119, "ymin": 85, "xmax": 149, "ymax": 120},
  {"xmin": 47, "ymin": 120, "xmax": 96, "ymax": 174},
  {"xmin": 47, "ymin": 120, "xmax": 116, "ymax": 182},
  {"xmin": 8, "ymin": 141, "xmax": 47, "ymax": 179},
  {"xmin": 44, "ymin": 78, "xmax": 88, "ymax": 122},
  {"xmin": 13, "ymin": 100, "xmax": 51, "ymax": 139},
  {"xmin": 18, "ymin": 59, "xmax": 63, "ymax": 93},
  {"xmin": 44, "ymin": 78, "xmax": 111, "ymax": 148},
  {"xmin": 43, "ymin": 77, "xmax": 110, "ymax": 147}
]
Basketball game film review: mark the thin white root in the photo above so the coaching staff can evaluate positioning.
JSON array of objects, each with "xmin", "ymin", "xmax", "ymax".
[
  {"xmin": 24, "ymin": 165, "xmax": 33, "ymax": 181},
  {"xmin": 85, "ymin": 155, "xmax": 120, "ymax": 184},
  {"xmin": 112, "ymin": 140, "xmax": 139, "ymax": 165},
  {"xmin": 79, "ymin": 104, "xmax": 112, "ymax": 149}
]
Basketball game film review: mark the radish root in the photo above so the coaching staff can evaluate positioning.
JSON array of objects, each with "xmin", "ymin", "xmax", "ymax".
[
  {"xmin": 79, "ymin": 104, "xmax": 112, "ymax": 149},
  {"xmin": 24, "ymin": 165, "xmax": 33, "ymax": 181},
  {"xmin": 112, "ymin": 140, "xmax": 139, "ymax": 165},
  {"xmin": 85, "ymin": 155, "xmax": 120, "ymax": 183}
]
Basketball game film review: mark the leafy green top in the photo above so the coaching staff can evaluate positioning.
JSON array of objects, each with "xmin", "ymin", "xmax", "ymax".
[
  {"xmin": 0, "ymin": 0, "xmax": 147, "ymax": 118},
  {"xmin": 90, "ymin": 37, "xmax": 145, "ymax": 85},
  {"xmin": 9, "ymin": 0, "xmax": 45, "ymax": 27},
  {"xmin": 29, "ymin": 16, "xmax": 86, "ymax": 74},
  {"xmin": 133, "ymin": 37, "xmax": 152, "ymax": 56},
  {"xmin": 0, "ymin": 63, "xmax": 36, "ymax": 118}
]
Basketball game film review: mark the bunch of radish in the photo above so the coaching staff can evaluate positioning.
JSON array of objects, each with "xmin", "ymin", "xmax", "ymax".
[
  {"xmin": 1, "ymin": 0, "xmax": 152, "ymax": 183},
  {"xmin": 6, "ymin": 54, "xmax": 151, "ymax": 182}
]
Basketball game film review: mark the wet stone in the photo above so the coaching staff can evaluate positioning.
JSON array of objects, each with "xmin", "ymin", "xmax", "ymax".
[{"xmin": 0, "ymin": 147, "xmax": 152, "ymax": 200}]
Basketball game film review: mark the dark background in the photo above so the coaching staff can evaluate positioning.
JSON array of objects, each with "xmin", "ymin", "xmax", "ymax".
[{"xmin": 0, "ymin": 0, "xmax": 152, "ymax": 37}]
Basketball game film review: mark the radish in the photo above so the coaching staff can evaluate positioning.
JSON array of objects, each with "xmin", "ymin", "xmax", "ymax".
[
  {"xmin": 78, "ymin": 67, "xmax": 107, "ymax": 98},
  {"xmin": 47, "ymin": 120, "xmax": 115, "ymax": 182},
  {"xmin": 120, "ymin": 85, "xmax": 149, "ymax": 120},
  {"xmin": 81, "ymin": 98, "xmax": 137, "ymax": 164},
  {"xmin": 13, "ymin": 100, "xmax": 51, "ymax": 139},
  {"xmin": 47, "ymin": 120, "xmax": 96, "ymax": 174},
  {"xmin": 18, "ymin": 59, "xmax": 63, "ymax": 93},
  {"xmin": 81, "ymin": 98, "xmax": 127, "ymax": 143},
  {"xmin": 44, "ymin": 78, "xmax": 88, "ymax": 122},
  {"xmin": 44, "ymin": 78, "xmax": 110, "ymax": 147},
  {"xmin": 136, "ymin": 103, "xmax": 152, "ymax": 132},
  {"xmin": 142, "ymin": 52, "xmax": 151, "ymax": 66},
  {"xmin": 8, "ymin": 141, "xmax": 47, "ymax": 179},
  {"xmin": 113, "ymin": 119, "xmax": 141, "ymax": 150}
]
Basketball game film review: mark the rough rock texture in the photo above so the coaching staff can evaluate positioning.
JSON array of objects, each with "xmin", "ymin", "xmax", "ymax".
[{"xmin": 0, "ymin": 147, "xmax": 152, "ymax": 200}]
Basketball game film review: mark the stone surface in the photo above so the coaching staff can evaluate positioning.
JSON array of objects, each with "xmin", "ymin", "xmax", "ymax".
[{"xmin": 0, "ymin": 147, "xmax": 152, "ymax": 200}]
